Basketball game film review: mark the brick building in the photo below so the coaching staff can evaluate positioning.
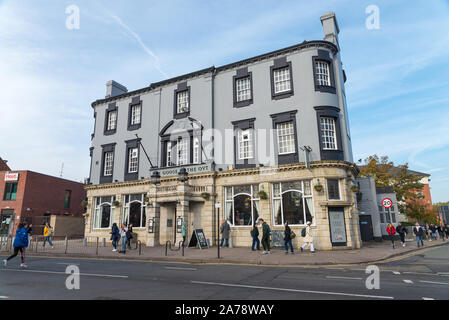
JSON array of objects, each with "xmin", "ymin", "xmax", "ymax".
[
  {"xmin": 0, "ymin": 158, "xmax": 11, "ymax": 171},
  {"xmin": 0, "ymin": 170, "xmax": 86, "ymax": 236}
]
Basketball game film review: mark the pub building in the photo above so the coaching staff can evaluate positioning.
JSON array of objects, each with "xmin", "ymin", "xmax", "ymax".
[{"xmin": 84, "ymin": 12, "xmax": 362, "ymax": 250}]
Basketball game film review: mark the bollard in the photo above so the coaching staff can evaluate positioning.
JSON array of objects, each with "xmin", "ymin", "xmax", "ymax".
[
  {"xmin": 138, "ymin": 241, "xmax": 142, "ymax": 256},
  {"xmin": 102, "ymin": 238, "xmax": 106, "ymax": 247},
  {"xmin": 83, "ymin": 237, "xmax": 87, "ymax": 247},
  {"xmin": 96, "ymin": 237, "xmax": 99, "ymax": 255}
]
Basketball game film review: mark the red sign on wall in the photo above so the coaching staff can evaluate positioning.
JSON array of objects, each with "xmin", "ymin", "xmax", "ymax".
[{"xmin": 4, "ymin": 172, "xmax": 19, "ymax": 181}]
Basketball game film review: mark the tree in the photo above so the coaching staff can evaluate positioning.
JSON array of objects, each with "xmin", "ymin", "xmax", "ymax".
[{"xmin": 358, "ymin": 155, "xmax": 425, "ymax": 219}]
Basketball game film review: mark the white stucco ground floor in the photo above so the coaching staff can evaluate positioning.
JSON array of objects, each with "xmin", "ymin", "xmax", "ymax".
[{"xmin": 84, "ymin": 161, "xmax": 361, "ymax": 251}]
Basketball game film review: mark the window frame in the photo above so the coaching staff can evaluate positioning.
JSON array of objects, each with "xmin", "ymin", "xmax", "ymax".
[
  {"xmin": 232, "ymin": 118, "xmax": 256, "ymax": 169},
  {"xmin": 224, "ymin": 185, "xmax": 260, "ymax": 227},
  {"xmin": 320, "ymin": 117, "xmax": 338, "ymax": 150},
  {"xmin": 122, "ymin": 194, "xmax": 147, "ymax": 229},
  {"xmin": 93, "ymin": 196, "xmax": 115, "ymax": 230},
  {"xmin": 314, "ymin": 106, "xmax": 344, "ymax": 161},
  {"xmin": 104, "ymin": 103, "xmax": 118, "ymax": 136},
  {"xmin": 270, "ymin": 57, "xmax": 294, "ymax": 100},
  {"xmin": 233, "ymin": 67, "xmax": 253, "ymax": 108},
  {"xmin": 173, "ymin": 82, "xmax": 191, "ymax": 119},
  {"xmin": 124, "ymin": 138, "xmax": 140, "ymax": 182},
  {"xmin": 3, "ymin": 182, "xmax": 18, "ymax": 201},
  {"xmin": 312, "ymin": 50, "xmax": 336, "ymax": 94},
  {"xmin": 127, "ymin": 96, "xmax": 142, "ymax": 131},
  {"xmin": 327, "ymin": 179, "xmax": 341, "ymax": 201},
  {"xmin": 100, "ymin": 143, "xmax": 116, "ymax": 184},
  {"xmin": 64, "ymin": 190, "xmax": 72, "ymax": 209}
]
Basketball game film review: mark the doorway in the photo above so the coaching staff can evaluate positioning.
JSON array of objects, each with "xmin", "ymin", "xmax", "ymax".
[{"xmin": 359, "ymin": 215, "xmax": 374, "ymax": 242}]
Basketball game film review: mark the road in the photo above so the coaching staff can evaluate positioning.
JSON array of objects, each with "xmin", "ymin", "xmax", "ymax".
[{"xmin": 0, "ymin": 245, "xmax": 448, "ymax": 300}]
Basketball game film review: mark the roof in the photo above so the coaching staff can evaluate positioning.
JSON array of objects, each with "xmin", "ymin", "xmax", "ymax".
[
  {"xmin": 91, "ymin": 40, "xmax": 338, "ymax": 108},
  {"xmin": 0, "ymin": 157, "xmax": 11, "ymax": 171}
]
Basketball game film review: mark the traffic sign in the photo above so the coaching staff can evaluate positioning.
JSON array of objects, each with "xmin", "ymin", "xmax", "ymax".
[{"xmin": 382, "ymin": 198, "xmax": 393, "ymax": 209}]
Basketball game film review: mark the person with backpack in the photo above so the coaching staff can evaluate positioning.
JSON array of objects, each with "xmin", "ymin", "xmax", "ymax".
[
  {"xmin": 386, "ymin": 223, "xmax": 396, "ymax": 249},
  {"xmin": 119, "ymin": 224, "xmax": 128, "ymax": 254},
  {"xmin": 413, "ymin": 223, "xmax": 424, "ymax": 247},
  {"xmin": 2, "ymin": 222, "xmax": 30, "ymax": 268},
  {"xmin": 300, "ymin": 221, "xmax": 315, "ymax": 253},
  {"xmin": 42, "ymin": 222, "xmax": 54, "ymax": 249},
  {"xmin": 110, "ymin": 223, "xmax": 120, "ymax": 252},
  {"xmin": 284, "ymin": 222, "xmax": 294, "ymax": 255},
  {"xmin": 396, "ymin": 222, "xmax": 407, "ymax": 247},
  {"xmin": 259, "ymin": 218, "xmax": 271, "ymax": 254},
  {"xmin": 250, "ymin": 222, "xmax": 260, "ymax": 251},
  {"xmin": 126, "ymin": 223, "xmax": 133, "ymax": 249}
]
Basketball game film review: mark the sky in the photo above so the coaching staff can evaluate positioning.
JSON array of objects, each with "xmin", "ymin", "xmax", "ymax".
[{"xmin": 0, "ymin": 0, "xmax": 448, "ymax": 202}]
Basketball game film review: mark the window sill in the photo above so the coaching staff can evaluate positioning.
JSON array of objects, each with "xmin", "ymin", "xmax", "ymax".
[
  {"xmin": 173, "ymin": 112, "xmax": 190, "ymax": 120},
  {"xmin": 272, "ymin": 91, "xmax": 294, "ymax": 100}
]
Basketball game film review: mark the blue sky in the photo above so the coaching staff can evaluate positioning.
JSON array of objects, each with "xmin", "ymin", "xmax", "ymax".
[{"xmin": 0, "ymin": 0, "xmax": 448, "ymax": 202}]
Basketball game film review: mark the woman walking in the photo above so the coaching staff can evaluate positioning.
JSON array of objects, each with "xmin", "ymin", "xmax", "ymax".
[
  {"xmin": 3, "ymin": 222, "xmax": 30, "ymax": 268},
  {"xmin": 119, "ymin": 224, "xmax": 128, "ymax": 254},
  {"xmin": 386, "ymin": 223, "xmax": 396, "ymax": 249},
  {"xmin": 42, "ymin": 222, "xmax": 54, "ymax": 249},
  {"xmin": 110, "ymin": 223, "xmax": 120, "ymax": 252}
]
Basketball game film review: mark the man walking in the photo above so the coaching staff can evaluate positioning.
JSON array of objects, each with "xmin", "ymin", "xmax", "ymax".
[
  {"xmin": 284, "ymin": 222, "xmax": 294, "ymax": 255},
  {"xmin": 220, "ymin": 220, "xmax": 230, "ymax": 248},
  {"xmin": 300, "ymin": 221, "xmax": 315, "ymax": 253},
  {"xmin": 181, "ymin": 220, "xmax": 188, "ymax": 247},
  {"xmin": 42, "ymin": 222, "xmax": 54, "ymax": 249},
  {"xmin": 259, "ymin": 218, "xmax": 271, "ymax": 254},
  {"xmin": 413, "ymin": 222, "xmax": 424, "ymax": 247},
  {"xmin": 250, "ymin": 222, "xmax": 260, "ymax": 251},
  {"xmin": 386, "ymin": 223, "xmax": 396, "ymax": 249},
  {"xmin": 396, "ymin": 222, "xmax": 408, "ymax": 247},
  {"xmin": 429, "ymin": 224, "xmax": 437, "ymax": 241}
]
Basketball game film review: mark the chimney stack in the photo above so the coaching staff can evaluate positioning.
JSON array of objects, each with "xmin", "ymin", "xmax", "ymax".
[
  {"xmin": 320, "ymin": 12, "xmax": 340, "ymax": 50},
  {"xmin": 105, "ymin": 80, "xmax": 128, "ymax": 99}
]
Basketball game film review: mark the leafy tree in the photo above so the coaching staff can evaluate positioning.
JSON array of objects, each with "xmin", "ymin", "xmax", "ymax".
[{"xmin": 357, "ymin": 155, "xmax": 425, "ymax": 218}]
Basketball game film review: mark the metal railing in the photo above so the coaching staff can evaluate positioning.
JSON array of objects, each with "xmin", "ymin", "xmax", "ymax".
[{"xmin": 165, "ymin": 240, "xmax": 184, "ymax": 256}]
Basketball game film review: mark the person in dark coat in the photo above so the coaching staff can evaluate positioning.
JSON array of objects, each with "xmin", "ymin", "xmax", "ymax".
[
  {"xmin": 250, "ymin": 223, "xmax": 260, "ymax": 251},
  {"xmin": 126, "ymin": 224, "xmax": 133, "ymax": 249},
  {"xmin": 396, "ymin": 222, "xmax": 408, "ymax": 247},
  {"xmin": 3, "ymin": 222, "xmax": 29, "ymax": 268},
  {"xmin": 110, "ymin": 223, "xmax": 120, "ymax": 252},
  {"xmin": 413, "ymin": 223, "xmax": 424, "ymax": 247},
  {"xmin": 284, "ymin": 222, "xmax": 294, "ymax": 254},
  {"xmin": 259, "ymin": 218, "xmax": 271, "ymax": 254},
  {"xmin": 220, "ymin": 220, "xmax": 230, "ymax": 248},
  {"xmin": 429, "ymin": 224, "xmax": 437, "ymax": 241}
]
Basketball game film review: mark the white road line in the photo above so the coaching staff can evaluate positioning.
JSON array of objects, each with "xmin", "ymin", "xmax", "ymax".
[
  {"xmin": 419, "ymin": 280, "xmax": 449, "ymax": 286},
  {"xmin": 324, "ymin": 267, "xmax": 345, "ymax": 270},
  {"xmin": 403, "ymin": 272, "xmax": 434, "ymax": 276},
  {"xmin": 326, "ymin": 276, "xmax": 363, "ymax": 280},
  {"xmin": 393, "ymin": 271, "xmax": 401, "ymax": 275},
  {"xmin": 437, "ymin": 272, "xmax": 449, "ymax": 276},
  {"xmin": 0, "ymin": 269, "xmax": 128, "ymax": 278},
  {"xmin": 0, "ymin": 296, "xmax": 9, "ymax": 299},
  {"xmin": 57, "ymin": 263, "xmax": 80, "ymax": 266},
  {"xmin": 422, "ymin": 297, "xmax": 435, "ymax": 300},
  {"xmin": 164, "ymin": 267, "xmax": 197, "ymax": 271},
  {"xmin": 403, "ymin": 280, "xmax": 414, "ymax": 284},
  {"xmin": 191, "ymin": 281, "xmax": 394, "ymax": 300}
]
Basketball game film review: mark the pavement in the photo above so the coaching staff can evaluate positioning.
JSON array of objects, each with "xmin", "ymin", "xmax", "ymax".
[
  {"xmin": 3, "ymin": 236, "xmax": 448, "ymax": 266},
  {"xmin": 1, "ymin": 245, "xmax": 448, "ymax": 300}
]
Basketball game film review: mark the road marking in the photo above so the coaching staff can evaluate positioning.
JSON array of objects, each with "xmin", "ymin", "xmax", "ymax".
[
  {"xmin": 403, "ymin": 272, "xmax": 434, "ymax": 276},
  {"xmin": 0, "ymin": 296, "xmax": 9, "ymax": 299},
  {"xmin": 191, "ymin": 281, "xmax": 394, "ymax": 299},
  {"xmin": 419, "ymin": 280, "xmax": 449, "ymax": 286},
  {"xmin": 326, "ymin": 276, "xmax": 363, "ymax": 280},
  {"xmin": 437, "ymin": 272, "xmax": 449, "ymax": 276},
  {"xmin": 0, "ymin": 269, "xmax": 128, "ymax": 278},
  {"xmin": 422, "ymin": 297, "xmax": 435, "ymax": 300},
  {"xmin": 57, "ymin": 263, "xmax": 80, "ymax": 266},
  {"xmin": 325, "ymin": 267, "xmax": 345, "ymax": 270},
  {"xmin": 164, "ymin": 266, "xmax": 197, "ymax": 271},
  {"xmin": 403, "ymin": 280, "xmax": 414, "ymax": 284},
  {"xmin": 392, "ymin": 271, "xmax": 401, "ymax": 275}
]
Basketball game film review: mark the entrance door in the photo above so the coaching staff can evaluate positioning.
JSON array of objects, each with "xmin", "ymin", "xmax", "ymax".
[
  {"xmin": 328, "ymin": 207, "xmax": 347, "ymax": 247},
  {"xmin": 359, "ymin": 215, "xmax": 374, "ymax": 242}
]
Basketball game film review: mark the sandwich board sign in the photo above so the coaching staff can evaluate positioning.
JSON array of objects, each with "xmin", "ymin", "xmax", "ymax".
[{"xmin": 188, "ymin": 229, "xmax": 209, "ymax": 249}]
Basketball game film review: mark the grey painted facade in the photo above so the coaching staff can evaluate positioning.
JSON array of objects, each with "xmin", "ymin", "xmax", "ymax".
[{"xmin": 88, "ymin": 12, "xmax": 353, "ymax": 185}]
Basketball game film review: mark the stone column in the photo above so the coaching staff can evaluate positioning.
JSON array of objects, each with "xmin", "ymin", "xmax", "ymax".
[
  {"xmin": 176, "ymin": 182, "xmax": 190, "ymax": 246},
  {"xmin": 147, "ymin": 187, "xmax": 160, "ymax": 247}
]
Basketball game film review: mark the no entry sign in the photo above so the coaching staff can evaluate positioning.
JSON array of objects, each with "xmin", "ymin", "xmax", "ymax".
[{"xmin": 382, "ymin": 198, "xmax": 393, "ymax": 209}]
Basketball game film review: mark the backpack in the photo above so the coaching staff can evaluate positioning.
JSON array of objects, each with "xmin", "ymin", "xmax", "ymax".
[
  {"xmin": 267, "ymin": 225, "xmax": 271, "ymax": 234},
  {"xmin": 290, "ymin": 231, "xmax": 296, "ymax": 239},
  {"xmin": 301, "ymin": 228, "xmax": 307, "ymax": 237}
]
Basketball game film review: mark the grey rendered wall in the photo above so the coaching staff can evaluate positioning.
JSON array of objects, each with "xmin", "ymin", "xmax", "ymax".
[{"xmin": 356, "ymin": 177, "xmax": 382, "ymax": 239}]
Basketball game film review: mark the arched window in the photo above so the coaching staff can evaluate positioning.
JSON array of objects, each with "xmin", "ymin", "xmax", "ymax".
[
  {"xmin": 272, "ymin": 181, "xmax": 314, "ymax": 226},
  {"xmin": 224, "ymin": 185, "xmax": 260, "ymax": 226},
  {"xmin": 123, "ymin": 194, "xmax": 146, "ymax": 228},
  {"xmin": 93, "ymin": 196, "xmax": 115, "ymax": 229}
]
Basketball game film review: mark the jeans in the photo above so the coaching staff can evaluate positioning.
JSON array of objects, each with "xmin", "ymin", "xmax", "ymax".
[
  {"xmin": 432, "ymin": 232, "xmax": 437, "ymax": 239},
  {"xmin": 262, "ymin": 237, "xmax": 270, "ymax": 251},
  {"xmin": 416, "ymin": 236, "xmax": 424, "ymax": 247},
  {"xmin": 220, "ymin": 238, "xmax": 229, "ymax": 247},
  {"xmin": 284, "ymin": 239, "xmax": 293, "ymax": 253},
  {"xmin": 120, "ymin": 237, "xmax": 127, "ymax": 252},
  {"xmin": 251, "ymin": 237, "xmax": 260, "ymax": 250},
  {"xmin": 43, "ymin": 236, "xmax": 53, "ymax": 247},
  {"xmin": 112, "ymin": 239, "xmax": 117, "ymax": 249}
]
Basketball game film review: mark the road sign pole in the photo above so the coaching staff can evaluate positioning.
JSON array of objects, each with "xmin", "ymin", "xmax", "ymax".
[{"xmin": 217, "ymin": 207, "xmax": 220, "ymax": 259}]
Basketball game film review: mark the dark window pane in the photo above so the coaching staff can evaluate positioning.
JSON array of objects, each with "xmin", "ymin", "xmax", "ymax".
[
  {"xmin": 233, "ymin": 194, "xmax": 252, "ymax": 226},
  {"xmin": 282, "ymin": 191, "xmax": 304, "ymax": 225},
  {"xmin": 327, "ymin": 179, "xmax": 340, "ymax": 200},
  {"xmin": 64, "ymin": 190, "xmax": 72, "ymax": 209},
  {"xmin": 129, "ymin": 202, "xmax": 141, "ymax": 227},
  {"xmin": 101, "ymin": 204, "xmax": 111, "ymax": 228}
]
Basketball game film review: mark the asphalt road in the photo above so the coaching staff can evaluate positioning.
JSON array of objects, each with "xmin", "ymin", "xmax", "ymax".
[{"xmin": 0, "ymin": 245, "xmax": 448, "ymax": 300}]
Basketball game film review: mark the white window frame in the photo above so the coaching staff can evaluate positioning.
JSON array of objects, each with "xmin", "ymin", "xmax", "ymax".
[
  {"xmin": 93, "ymin": 196, "xmax": 115, "ymax": 230},
  {"xmin": 224, "ymin": 185, "xmax": 260, "ymax": 227},
  {"xmin": 128, "ymin": 148, "xmax": 138, "ymax": 173},
  {"xmin": 177, "ymin": 90, "xmax": 189, "ymax": 114},
  {"xmin": 320, "ymin": 117, "xmax": 338, "ymax": 150},
  {"xmin": 166, "ymin": 141, "xmax": 172, "ymax": 167},
  {"xmin": 122, "ymin": 194, "xmax": 146, "ymax": 229},
  {"xmin": 107, "ymin": 110, "xmax": 117, "ymax": 131},
  {"xmin": 104, "ymin": 152, "xmax": 114, "ymax": 176},
  {"xmin": 276, "ymin": 121, "xmax": 295, "ymax": 155},
  {"xmin": 177, "ymin": 138, "xmax": 188, "ymax": 166},
  {"xmin": 315, "ymin": 61, "xmax": 331, "ymax": 86},
  {"xmin": 238, "ymin": 129, "xmax": 253, "ymax": 160},
  {"xmin": 273, "ymin": 67, "xmax": 291, "ymax": 94},
  {"xmin": 130, "ymin": 104, "xmax": 141, "ymax": 125},
  {"xmin": 236, "ymin": 76, "xmax": 251, "ymax": 102}
]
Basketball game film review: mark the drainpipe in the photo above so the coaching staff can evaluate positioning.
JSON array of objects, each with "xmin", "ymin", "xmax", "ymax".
[{"xmin": 211, "ymin": 67, "xmax": 218, "ymax": 246}]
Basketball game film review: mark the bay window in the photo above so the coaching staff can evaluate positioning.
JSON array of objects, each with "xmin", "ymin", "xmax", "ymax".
[
  {"xmin": 123, "ymin": 194, "xmax": 146, "ymax": 228},
  {"xmin": 93, "ymin": 196, "xmax": 115, "ymax": 229},
  {"xmin": 224, "ymin": 185, "xmax": 260, "ymax": 226}
]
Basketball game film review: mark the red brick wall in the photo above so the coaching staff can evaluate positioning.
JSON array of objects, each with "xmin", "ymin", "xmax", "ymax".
[
  {"xmin": 0, "ymin": 158, "xmax": 11, "ymax": 171},
  {"xmin": 0, "ymin": 171, "xmax": 27, "ymax": 231}
]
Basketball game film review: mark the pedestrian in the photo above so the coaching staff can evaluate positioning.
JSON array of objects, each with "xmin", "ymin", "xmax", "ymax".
[
  {"xmin": 386, "ymin": 223, "xmax": 396, "ymax": 249},
  {"xmin": 413, "ymin": 222, "xmax": 424, "ymax": 247},
  {"xmin": 119, "ymin": 224, "xmax": 128, "ymax": 254},
  {"xmin": 444, "ymin": 224, "xmax": 449, "ymax": 240},
  {"xmin": 259, "ymin": 218, "xmax": 271, "ymax": 254},
  {"xmin": 2, "ymin": 222, "xmax": 30, "ymax": 268},
  {"xmin": 126, "ymin": 223, "xmax": 133, "ymax": 249},
  {"xmin": 181, "ymin": 220, "xmax": 188, "ymax": 247},
  {"xmin": 284, "ymin": 222, "xmax": 294, "ymax": 255},
  {"xmin": 220, "ymin": 220, "xmax": 230, "ymax": 248},
  {"xmin": 42, "ymin": 222, "xmax": 54, "ymax": 249},
  {"xmin": 250, "ymin": 222, "xmax": 260, "ymax": 251},
  {"xmin": 424, "ymin": 224, "xmax": 429, "ymax": 240},
  {"xmin": 429, "ymin": 224, "xmax": 437, "ymax": 241},
  {"xmin": 396, "ymin": 222, "xmax": 407, "ymax": 247},
  {"xmin": 300, "ymin": 221, "xmax": 315, "ymax": 253},
  {"xmin": 110, "ymin": 223, "xmax": 120, "ymax": 252},
  {"xmin": 437, "ymin": 225, "xmax": 444, "ymax": 240}
]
